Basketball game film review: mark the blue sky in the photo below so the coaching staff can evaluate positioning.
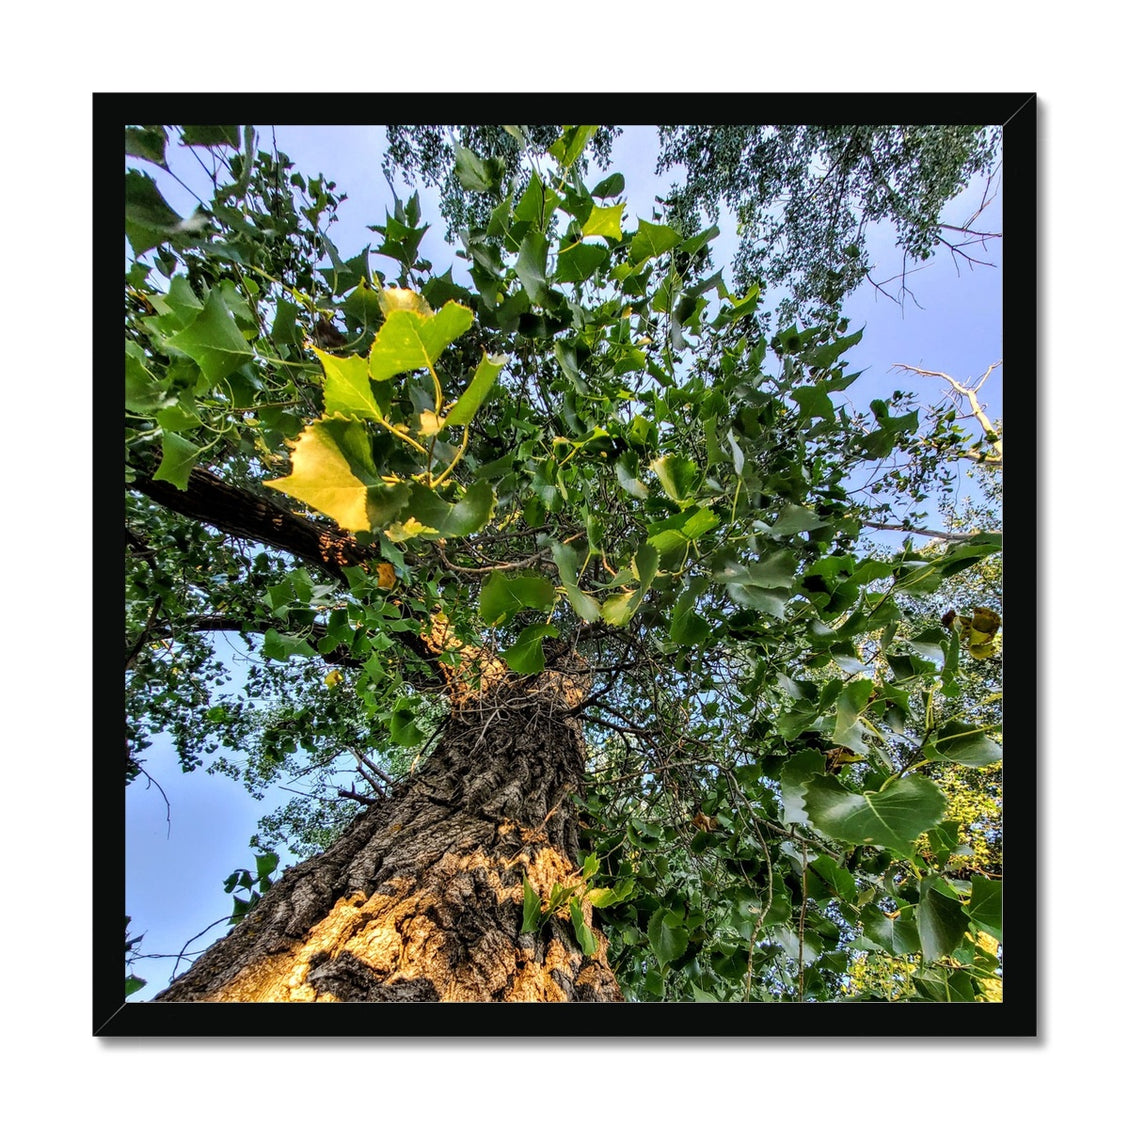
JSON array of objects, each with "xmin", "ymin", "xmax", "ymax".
[{"xmin": 126, "ymin": 124, "xmax": 1003, "ymax": 998}]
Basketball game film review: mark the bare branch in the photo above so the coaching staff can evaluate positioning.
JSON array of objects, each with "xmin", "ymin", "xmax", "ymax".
[
  {"xmin": 861, "ymin": 520, "xmax": 1000, "ymax": 543},
  {"xmin": 891, "ymin": 361, "xmax": 1003, "ymax": 463}
]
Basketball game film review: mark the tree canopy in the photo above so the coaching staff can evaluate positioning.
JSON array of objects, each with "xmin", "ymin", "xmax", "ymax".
[
  {"xmin": 382, "ymin": 123, "xmax": 1001, "ymax": 325},
  {"xmin": 122, "ymin": 123, "xmax": 1005, "ymax": 1010}
]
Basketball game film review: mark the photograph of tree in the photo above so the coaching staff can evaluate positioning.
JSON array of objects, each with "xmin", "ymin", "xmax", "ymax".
[{"xmin": 107, "ymin": 100, "xmax": 1031, "ymax": 1034}]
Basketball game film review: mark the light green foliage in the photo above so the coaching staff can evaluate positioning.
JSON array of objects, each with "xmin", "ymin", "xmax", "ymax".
[{"xmin": 125, "ymin": 125, "xmax": 1004, "ymax": 1002}]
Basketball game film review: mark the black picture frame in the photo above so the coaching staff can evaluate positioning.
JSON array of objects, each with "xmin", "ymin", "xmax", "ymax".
[{"xmin": 99, "ymin": 92, "xmax": 1036, "ymax": 1037}]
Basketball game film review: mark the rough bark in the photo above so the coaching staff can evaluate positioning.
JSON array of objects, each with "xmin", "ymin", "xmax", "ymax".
[
  {"xmin": 154, "ymin": 655, "xmax": 623, "ymax": 1003},
  {"xmin": 132, "ymin": 466, "xmax": 382, "ymax": 577}
]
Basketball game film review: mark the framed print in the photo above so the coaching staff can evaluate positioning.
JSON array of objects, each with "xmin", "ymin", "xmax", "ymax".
[{"xmin": 101, "ymin": 93, "xmax": 1034, "ymax": 1036}]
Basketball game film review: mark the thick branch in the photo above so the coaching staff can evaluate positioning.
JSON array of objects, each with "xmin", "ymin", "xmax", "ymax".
[
  {"xmin": 130, "ymin": 465, "xmax": 440, "ymax": 671},
  {"xmin": 131, "ymin": 466, "xmax": 381, "ymax": 581}
]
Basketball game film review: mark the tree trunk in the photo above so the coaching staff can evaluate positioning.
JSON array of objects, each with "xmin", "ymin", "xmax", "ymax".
[{"xmin": 153, "ymin": 656, "xmax": 623, "ymax": 1003}]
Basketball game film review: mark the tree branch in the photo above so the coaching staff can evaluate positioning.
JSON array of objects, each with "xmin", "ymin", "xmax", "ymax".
[
  {"xmin": 861, "ymin": 521, "xmax": 1000, "ymax": 543},
  {"xmin": 131, "ymin": 466, "xmax": 382, "ymax": 581},
  {"xmin": 130, "ymin": 465, "xmax": 442, "ymax": 671},
  {"xmin": 891, "ymin": 361, "xmax": 1003, "ymax": 463}
]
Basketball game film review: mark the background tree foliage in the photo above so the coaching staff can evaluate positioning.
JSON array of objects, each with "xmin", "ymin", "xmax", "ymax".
[
  {"xmin": 383, "ymin": 123, "xmax": 1000, "ymax": 326},
  {"xmin": 124, "ymin": 123, "xmax": 1003, "ymax": 1003}
]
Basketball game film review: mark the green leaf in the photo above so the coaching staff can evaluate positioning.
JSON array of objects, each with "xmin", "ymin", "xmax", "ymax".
[
  {"xmin": 650, "ymin": 453, "xmax": 700, "ymax": 505},
  {"xmin": 860, "ymin": 904, "xmax": 920, "ymax": 956},
  {"xmin": 646, "ymin": 506, "xmax": 718, "ymax": 554},
  {"xmin": 444, "ymin": 352, "xmax": 506, "ymax": 429},
  {"xmin": 513, "ymin": 171, "xmax": 561, "ymax": 229},
  {"xmin": 807, "ymin": 855, "xmax": 857, "ymax": 903},
  {"xmin": 316, "ymin": 348, "xmax": 382, "ymax": 421},
  {"xmin": 630, "ymin": 220, "xmax": 681, "ymax": 264},
  {"xmin": 833, "ymin": 679, "xmax": 873, "ymax": 756},
  {"xmin": 166, "ymin": 290, "xmax": 253, "ymax": 387},
  {"xmin": 926, "ymin": 721, "xmax": 1002, "ymax": 767},
  {"xmin": 549, "ymin": 125, "xmax": 598, "ymax": 169},
  {"xmin": 154, "ymin": 403, "xmax": 200, "ymax": 434},
  {"xmin": 453, "ymin": 144, "xmax": 502, "ymax": 194},
  {"xmin": 569, "ymin": 898, "xmax": 599, "ymax": 956},
  {"xmin": 714, "ymin": 550, "xmax": 797, "ymax": 590},
  {"xmin": 368, "ymin": 300, "xmax": 474, "ymax": 382},
  {"xmin": 152, "ymin": 432, "xmax": 200, "ymax": 491},
  {"xmin": 918, "ymin": 877, "xmax": 971, "ymax": 961},
  {"xmin": 726, "ymin": 429, "xmax": 746, "ymax": 475},
  {"xmin": 501, "ymin": 624, "xmax": 559, "ymax": 675},
  {"xmin": 546, "ymin": 882, "xmax": 576, "ymax": 915},
  {"xmin": 521, "ymin": 876, "xmax": 542, "ymax": 933},
  {"xmin": 550, "ymin": 541, "xmax": 602, "ymax": 622},
  {"xmin": 318, "ymin": 245, "xmax": 371, "ymax": 296},
  {"xmin": 479, "ymin": 571, "xmax": 557, "ymax": 626},
  {"xmin": 803, "ymin": 774, "xmax": 947, "ymax": 857},
  {"xmin": 556, "ymin": 242, "xmax": 608, "ymax": 284},
  {"xmin": 404, "ymin": 480, "xmax": 495, "ymax": 538},
  {"xmin": 262, "ymin": 628, "xmax": 317, "ymax": 661},
  {"xmin": 679, "ymin": 225, "xmax": 721, "ymax": 260},
  {"xmin": 770, "ymin": 504, "xmax": 827, "ymax": 537},
  {"xmin": 125, "ymin": 169, "xmax": 195, "ymax": 256},
  {"xmin": 587, "ymin": 879, "xmax": 634, "ymax": 908},
  {"xmin": 125, "ymin": 346, "xmax": 175, "ymax": 415},
  {"xmin": 967, "ymin": 875, "xmax": 1002, "ymax": 941},
  {"xmin": 389, "ymin": 697, "xmax": 424, "ymax": 746},
  {"xmin": 125, "ymin": 125, "xmax": 167, "ymax": 168},
  {"xmin": 180, "ymin": 125, "xmax": 239, "ymax": 147},
  {"xmin": 670, "ymin": 587, "xmax": 710, "ymax": 646},
  {"xmin": 580, "ymin": 203, "xmax": 625, "ymax": 242},
  {"xmin": 803, "ymin": 328, "xmax": 863, "ymax": 370},
  {"xmin": 600, "ymin": 543, "xmax": 658, "ymax": 626},
  {"xmin": 778, "ymin": 748, "xmax": 825, "ymax": 824},
  {"xmin": 265, "ymin": 420, "xmax": 409, "ymax": 533},
  {"xmin": 515, "ymin": 231, "xmax": 551, "ymax": 305},
  {"xmin": 647, "ymin": 907, "xmax": 688, "ymax": 966},
  {"xmin": 713, "ymin": 284, "xmax": 761, "ymax": 326},
  {"xmin": 591, "ymin": 172, "xmax": 625, "ymax": 198},
  {"xmin": 255, "ymin": 851, "xmax": 280, "ymax": 880},
  {"xmin": 791, "ymin": 386, "xmax": 836, "ymax": 423},
  {"xmin": 614, "ymin": 453, "xmax": 649, "ymax": 499}
]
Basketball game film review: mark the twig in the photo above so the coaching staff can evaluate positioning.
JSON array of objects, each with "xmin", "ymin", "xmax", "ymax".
[
  {"xmin": 861, "ymin": 521, "xmax": 999, "ymax": 543},
  {"xmin": 337, "ymin": 788, "xmax": 379, "ymax": 805},
  {"xmin": 170, "ymin": 915, "xmax": 232, "ymax": 982}
]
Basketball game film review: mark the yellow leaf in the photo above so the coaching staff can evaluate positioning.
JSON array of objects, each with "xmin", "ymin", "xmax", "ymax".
[
  {"xmin": 324, "ymin": 669, "xmax": 344, "ymax": 689},
  {"xmin": 956, "ymin": 606, "xmax": 1001, "ymax": 660},
  {"xmin": 581, "ymin": 203, "xmax": 625, "ymax": 242},
  {"xmin": 265, "ymin": 421, "xmax": 375, "ymax": 532},
  {"xmin": 385, "ymin": 517, "xmax": 435, "ymax": 542},
  {"xmin": 376, "ymin": 561, "xmax": 396, "ymax": 589},
  {"xmin": 971, "ymin": 607, "xmax": 1001, "ymax": 635},
  {"xmin": 377, "ymin": 287, "xmax": 433, "ymax": 317}
]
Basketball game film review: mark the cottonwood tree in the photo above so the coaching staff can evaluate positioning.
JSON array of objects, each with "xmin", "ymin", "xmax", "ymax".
[{"xmin": 124, "ymin": 124, "xmax": 1003, "ymax": 1004}]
